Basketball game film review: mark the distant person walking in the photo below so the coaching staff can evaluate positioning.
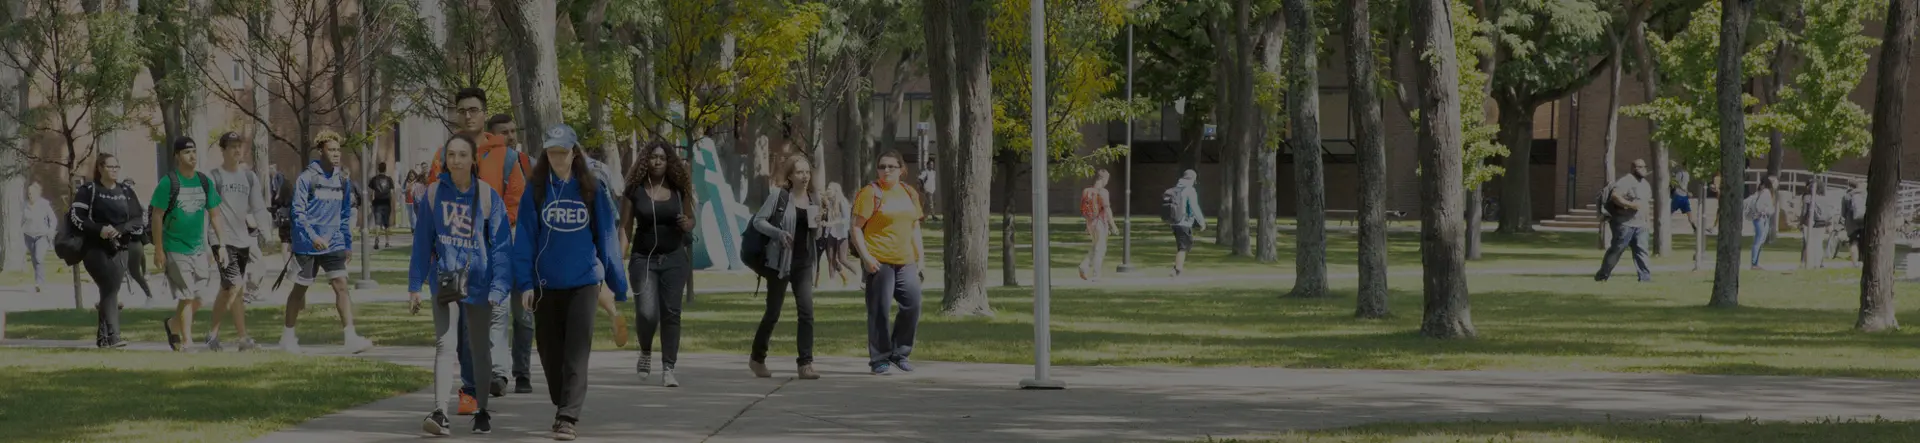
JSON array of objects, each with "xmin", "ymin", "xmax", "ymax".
[
  {"xmin": 1669, "ymin": 163, "xmax": 1701, "ymax": 234},
  {"xmin": 71, "ymin": 155, "xmax": 145, "ymax": 348},
  {"xmin": 1594, "ymin": 159, "xmax": 1653, "ymax": 282},
  {"xmin": 818, "ymin": 182, "xmax": 855, "ymax": 288},
  {"xmin": 1078, "ymin": 169, "xmax": 1117, "ymax": 282},
  {"xmin": 1838, "ymin": 178, "xmax": 1868, "ymax": 265},
  {"xmin": 1746, "ymin": 175, "xmax": 1779, "ymax": 270},
  {"xmin": 369, "ymin": 162, "xmax": 396, "ymax": 249},
  {"xmin": 621, "ymin": 142, "xmax": 696, "ymax": 387},
  {"xmin": 21, "ymin": 181, "xmax": 55, "ymax": 293},
  {"xmin": 851, "ymin": 150, "xmax": 927, "ymax": 376},
  {"xmin": 748, "ymin": 155, "xmax": 824, "ymax": 381},
  {"xmin": 1167, "ymin": 169, "xmax": 1205, "ymax": 278}
]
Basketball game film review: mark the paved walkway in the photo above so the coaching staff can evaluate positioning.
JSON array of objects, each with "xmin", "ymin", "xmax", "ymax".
[{"xmin": 9, "ymin": 338, "xmax": 1920, "ymax": 442}]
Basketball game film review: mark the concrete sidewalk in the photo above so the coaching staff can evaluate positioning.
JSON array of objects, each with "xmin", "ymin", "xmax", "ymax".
[{"xmin": 11, "ymin": 339, "xmax": 1914, "ymax": 443}]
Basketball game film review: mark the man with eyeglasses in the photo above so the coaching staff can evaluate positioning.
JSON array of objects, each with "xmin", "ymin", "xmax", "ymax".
[{"xmin": 428, "ymin": 88, "xmax": 533, "ymax": 413}]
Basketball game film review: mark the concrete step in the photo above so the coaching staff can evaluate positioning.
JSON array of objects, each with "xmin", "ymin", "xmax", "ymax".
[{"xmin": 1539, "ymin": 219, "xmax": 1602, "ymax": 229}]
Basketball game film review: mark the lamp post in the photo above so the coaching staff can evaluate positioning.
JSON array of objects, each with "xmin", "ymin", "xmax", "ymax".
[
  {"xmin": 1020, "ymin": 0, "xmax": 1065, "ymax": 390},
  {"xmin": 1118, "ymin": 21, "xmax": 1134, "ymax": 274}
]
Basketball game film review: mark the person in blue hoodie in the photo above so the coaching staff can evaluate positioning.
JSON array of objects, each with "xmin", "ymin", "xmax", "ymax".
[
  {"xmin": 409, "ymin": 133, "xmax": 511, "ymax": 436},
  {"xmin": 280, "ymin": 131, "xmax": 371, "ymax": 354},
  {"xmin": 514, "ymin": 124, "xmax": 627, "ymax": 441}
]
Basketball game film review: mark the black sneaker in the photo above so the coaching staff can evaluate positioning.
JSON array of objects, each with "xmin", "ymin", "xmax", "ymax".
[
  {"xmin": 490, "ymin": 376, "xmax": 508, "ymax": 397},
  {"xmin": 422, "ymin": 410, "xmax": 451, "ymax": 436},
  {"xmin": 471, "ymin": 411, "xmax": 492, "ymax": 434},
  {"xmin": 515, "ymin": 376, "xmax": 533, "ymax": 394},
  {"xmin": 553, "ymin": 419, "xmax": 577, "ymax": 441}
]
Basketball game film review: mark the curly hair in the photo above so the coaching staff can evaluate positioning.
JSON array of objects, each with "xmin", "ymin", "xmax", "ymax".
[
  {"xmin": 627, "ymin": 141, "xmax": 692, "ymax": 198},
  {"xmin": 312, "ymin": 129, "xmax": 345, "ymax": 152}
]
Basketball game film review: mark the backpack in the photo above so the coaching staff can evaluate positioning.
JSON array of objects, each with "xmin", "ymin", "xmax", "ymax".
[
  {"xmin": 165, "ymin": 171, "xmax": 213, "ymax": 222},
  {"xmin": 53, "ymin": 184, "xmax": 95, "ymax": 265},
  {"xmin": 1595, "ymin": 182, "xmax": 1618, "ymax": 218},
  {"xmin": 1160, "ymin": 186, "xmax": 1183, "ymax": 224},
  {"xmin": 1842, "ymin": 192, "xmax": 1861, "ymax": 223},
  {"xmin": 740, "ymin": 189, "xmax": 790, "ymax": 279}
]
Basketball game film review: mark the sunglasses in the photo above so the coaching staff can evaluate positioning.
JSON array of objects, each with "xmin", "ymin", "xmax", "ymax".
[{"xmin": 878, "ymin": 164, "xmax": 902, "ymax": 170}]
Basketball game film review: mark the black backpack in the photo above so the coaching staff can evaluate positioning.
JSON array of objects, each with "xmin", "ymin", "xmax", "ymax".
[
  {"xmin": 52, "ymin": 184, "xmax": 94, "ymax": 265},
  {"xmin": 739, "ymin": 189, "xmax": 790, "ymax": 279},
  {"xmin": 1595, "ymin": 182, "xmax": 1618, "ymax": 218},
  {"xmin": 164, "ymin": 171, "xmax": 213, "ymax": 222}
]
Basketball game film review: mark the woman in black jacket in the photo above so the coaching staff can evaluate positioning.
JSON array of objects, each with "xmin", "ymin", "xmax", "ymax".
[{"xmin": 71, "ymin": 154, "xmax": 147, "ymax": 348}]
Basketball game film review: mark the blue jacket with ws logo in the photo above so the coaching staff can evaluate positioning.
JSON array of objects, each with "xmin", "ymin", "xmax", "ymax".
[
  {"xmin": 513, "ymin": 173, "xmax": 628, "ymax": 299},
  {"xmin": 407, "ymin": 173, "xmax": 511, "ymax": 305}
]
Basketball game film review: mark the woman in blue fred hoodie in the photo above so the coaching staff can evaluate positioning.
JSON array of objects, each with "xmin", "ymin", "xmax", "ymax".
[
  {"xmin": 514, "ymin": 124, "xmax": 627, "ymax": 441},
  {"xmin": 282, "ymin": 132, "xmax": 371, "ymax": 354},
  {"xmin": 408, "ymin": 134, "xmax": 510, "ymax": 436}
]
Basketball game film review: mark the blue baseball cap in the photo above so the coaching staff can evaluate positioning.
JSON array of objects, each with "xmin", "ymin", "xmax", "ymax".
[{"xmin": 541, "ymin": 124, "xmax": 581, "ymax": 151}]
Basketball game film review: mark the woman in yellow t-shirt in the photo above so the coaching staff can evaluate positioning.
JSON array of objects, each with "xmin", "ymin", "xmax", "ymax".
[{"xmin": 850, "ymin": 150, "xmax": 926, "ymax": 375}]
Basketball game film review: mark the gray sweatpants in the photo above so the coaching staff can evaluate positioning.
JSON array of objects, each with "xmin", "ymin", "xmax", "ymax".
[{"xmin": 434, "ymin": 301, "xmax": 495, "ymax": 414}]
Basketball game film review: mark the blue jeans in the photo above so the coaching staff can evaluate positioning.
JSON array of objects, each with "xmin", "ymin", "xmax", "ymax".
[
  {"xmin": 25, "ymin": 235, "xmax": 45, "ymax": 286},
  {"xmin": 1596, "ymin": 223, "xmax": 1652, "ymax": 282},
  {"xmin": 1751, "ymin": 218, "xmax": 1773, "ymax": 266},
  {"xmin": 865, "ymin": 263, "xmax": 922, "ymax": 367}
]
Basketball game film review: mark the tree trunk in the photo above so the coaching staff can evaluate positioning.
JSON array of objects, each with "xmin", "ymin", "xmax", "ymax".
[
  {"xmin": 1858, "ymin": 0, "xmax": 1913, "ymax": 332},
  {"xmin": 1696, "ymin": 178, "xmax": 1707, "ymax": 270},
  {"xmin": 1212, "ymin": 21, "xmax": 1236, "ymax": 247},
  {"xmin": 1603, "ymin": 34, "xmax": 1625, "ymax": 246},
  {"xmin": 1494, "ymin": 95, "xmax": 1535, "ymax": 233},
  {"xmin": 1709, "ymin": 0, "xmax": 1756, "ymax": 309},
  {"xmin": 869, "ymin": 49, "xmax": 914, "ymax": 190},
  {"xmin": 0, "ymin": 14, "xmax": 26, "ymax": 272},
  {"xmin": 1631, "ymin": 18, "xmax": 1673, "ymax": 256},
  {"xmin": 1179, "ymin": 116, "xmax": 1203, "ymax": 171},
  {"xmin": 1347, "ymin": 0, "xmax": 1388, "ymax": 318},
  {"xmin": 942, "ymin": 0, "xmax": 993, "ymax": 316},
  {"xmin": 1466, "ymin": 187, "xmax": 1483, "ymax": 259},
  {"xmin": 1279, "ymin": 0, "xmax": 1326, "ymax": 297},
  {"xmin": 1412, "ymin": 0, "xmax": 1474, "ymax": 338},
  {"xmin": 1255, "ymin": 10, "xmax": 1283, "ymax": 264},
  {"xmin": 840, "ymin": 74, "xmax": 869, "ymax": 188},
  {"xmin": 1765, "ymin": 45, "xmax": 1787, "ymax": 241},
  {"xmin": 1000, "ymin": 163, "xmax": 1019, "ymax": 287}
]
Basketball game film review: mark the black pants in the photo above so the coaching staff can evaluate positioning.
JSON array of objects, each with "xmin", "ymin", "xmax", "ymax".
[
  {"xmin": 631, "ymin": 251, "xmax": 690, "ymax": 370},
  {"xmin": 125, "ymin": 242, "xmax": 154, "ymax": 298},
  {"xmin": 82, "ymin": 248, "xmax": 128, "ymax": 345},
  {"xmin": 753, "ymin": 262, "xmax": 816, "ymax": 365},
  {"xmin": 534, "ymin": 284, "xmax": 598, "ymax": 423}
]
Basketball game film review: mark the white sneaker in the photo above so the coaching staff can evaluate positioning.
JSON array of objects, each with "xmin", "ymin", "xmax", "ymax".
[
  {"xmin": 345, "ymin": 335, "xmax": 374, "ymax": 354},
  {"xmin": 206, "ymin": 336, "xmax": 223, "ymax": 352},
  {"xmin": 279, "ymin": 333, "xmax": 302, "ymax": 354},
  {"xmin": 662, "ymin": 370, "xmax": 680, "ymax": 388}
]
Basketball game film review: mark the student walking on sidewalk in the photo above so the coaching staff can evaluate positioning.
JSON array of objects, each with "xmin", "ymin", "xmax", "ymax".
[
  {"xmin": 152, "ymin": 137, "xmax": 230, "ymax": 352},
  {"xmin": 1747, "ymin": 175, "xmax": 1779, "ymax": 270},
  {"xmin": 514, "ymin": 124, "xmax": 628, "ymax": 441},
  {"xmin": 1079, "ymin": 169, "xmax": 1118, "ymax": 282},
  {"xmin": 1594, "ymin": 159, "xmax": 1654, "ymax": 282},
  {"xmin": 411, "ymin": 134, "xmax": 511, "ymax": 436},
  {"xmin": 281, "ymin": 131, "xmax": 371, "ymax": 354},
  {"xmin": 748, "ymin": 155, "xmax": 824, "ymax": 380},
  {"xmin": 205, "ymin": 132, "xmax": 268, "ymax": 351},
  {"xmin": 621, "ymin": 142, "xmax": 696, "ymax": 387},
  {"xmin": 851, "ymin": 151, "xmax": 927, "ymax": 376},
  {"xmin": 22, "ymin": 180, "xmax": 55, "ymax": 293},
  {"xmin": 71, "ymin": 155, "xmax": 145, "ymax": 348}
]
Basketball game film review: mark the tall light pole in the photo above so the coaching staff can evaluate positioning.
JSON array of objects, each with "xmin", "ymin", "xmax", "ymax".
[
  {"xmin": 1118, "ymin": 21, "xmax": 1134, "ymax": 274},
  {"xmin": 354, "ymin": 5, "xmax": 377, "ymax": 290},
  {"xmin": 1020, "ymin": 0, "xmax": 1065, "ymax": 390}
]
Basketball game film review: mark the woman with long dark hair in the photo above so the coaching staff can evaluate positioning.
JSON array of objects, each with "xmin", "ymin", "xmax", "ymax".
[
  {"xmin": 748, "ymin": 155, "xmax": 825, "ymax": 380},
  {"xmin": 619, "ymin": 142, "xmax": 696, "ymax": 387},
  {"xmin": 71, "ymin": 154, "xmax": 147, "ymax": 348},
  {"xmin": 850, "ymin": 150, "xmax": 927, "ymax": 375},
  {"xmin": 514, "ymin": 124, "xmax": 627, "ymax": 441}
]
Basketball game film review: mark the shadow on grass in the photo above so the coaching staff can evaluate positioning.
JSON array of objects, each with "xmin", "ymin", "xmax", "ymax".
[
  {"xmin": 12, "ymin": 272, "xmax": 1920, "ymax": 379},
  {"xmin": 0, "ymin": 348, "xmax": 428, "ymax": 443}
]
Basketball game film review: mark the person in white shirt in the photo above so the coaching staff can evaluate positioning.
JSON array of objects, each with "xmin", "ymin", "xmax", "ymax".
[{"xmin": 21, "ymin": 181, "xmax": 56, "ymax": 292}]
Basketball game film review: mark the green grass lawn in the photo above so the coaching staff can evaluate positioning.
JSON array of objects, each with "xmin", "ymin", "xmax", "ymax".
[
  {"xmin": 1222, "ymin": 418, "xmax": 1920, "ymax": 443},
  {"xmin": 12, "ymin": 266, "xmax": 1919, "ymax": 378},
  {"xmin": 0, "ymin": 347, "xmax": 428, "ymax": 443}
]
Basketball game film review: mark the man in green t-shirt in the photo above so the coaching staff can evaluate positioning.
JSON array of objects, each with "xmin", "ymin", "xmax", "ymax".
[{"xmin": 151, "ymin": 137, "xmax": 228, "ymax": 352}]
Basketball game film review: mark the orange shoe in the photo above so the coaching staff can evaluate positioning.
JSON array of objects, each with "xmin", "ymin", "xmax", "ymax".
[{"xmin": 457, "ymin": 392, "xmax": 478, "ymax": 416}]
